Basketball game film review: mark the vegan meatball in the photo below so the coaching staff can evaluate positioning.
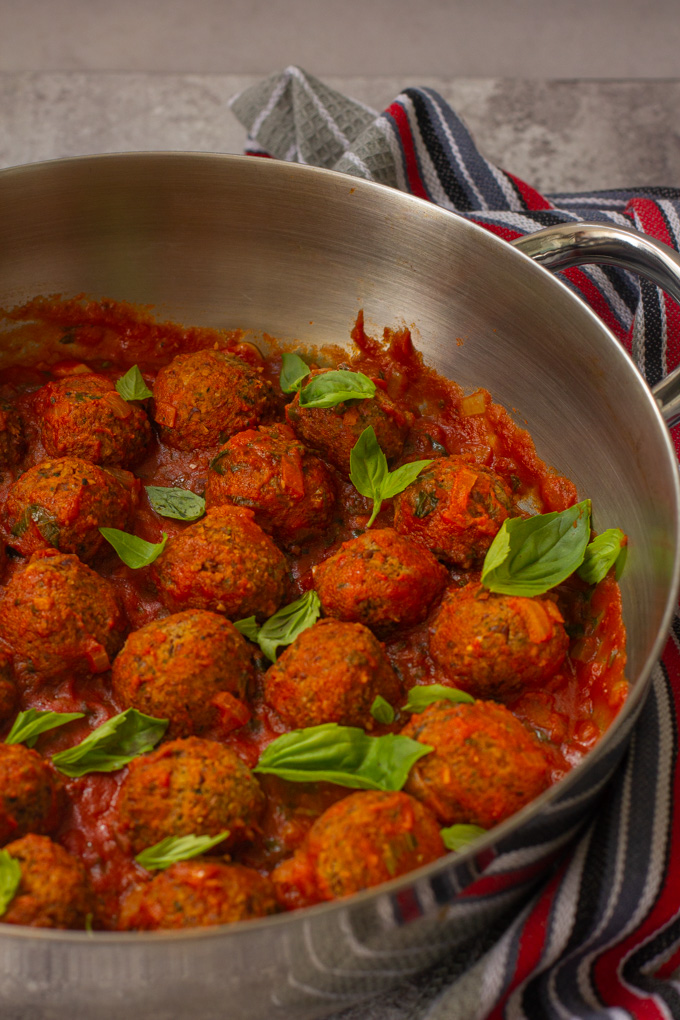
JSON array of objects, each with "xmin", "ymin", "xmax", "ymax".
[
  {"xmin": 272, "ymin": 790, "xmax": 444, "ymax": 910},
  {"xmin": 264, "ymin": 619, "xmax": 402, "ymax": 729},
  {"xmin": 313, "ymin": 528, "xmax": 448, "ymax": 635},
  {"xmin": 402, "ymin": 700, "xmax": 551, "ymax": 829},
  {"xmin": 151, "ymin": 505, "xmax": 288, "ymax": 621},
  {"xmin": 429, "ymin": 583, "xmax": 569, "ymax": 701},
  {"xmin": 112, "ymin": 610, "xmax": 254, "ymax": 738},
  {"xmin": 0, "ymin": 744, "xmax": 63, "ymax": 845},
  {"xmin": 119, "ymin": 860, "xmax": 277, "ymax": 930},
  {"xmin": 1, "ymin": 834, "xmax": 93, "ymax": 928},
  {"xmin": 0, "ymin": 651, "xmax": 16, "ymax": 723},
  {"xmin": 285, "ymin": 369, "xmax": 413, "ymax": 475},
  {"xmin": 4, "ymin": 457, "xmax": 140, "ymax": 562},
  {"xmin": 36, "ymin": 373, "xmax": 152, "ymax": 467},
  {"xmin": 117, "ymin": 737, "xmax": 265, "ymax": 854},
  {"xmin": 152, "ymin": 348, "xmax": 271, "ymax": 451},
  {"xmin": 205, "ymin": 423, "xmax": 336, "ymax": 546},
  {"xmin": 393, "ymin": 456, "xmax": 512, "ymax": 567},
  {"xmin": 0, "ymin": 398, "xmax": 25, "ymax": 469},
  {"xmin": 1, "ymin": 549, "xmax": 127, "ymax": 681}
]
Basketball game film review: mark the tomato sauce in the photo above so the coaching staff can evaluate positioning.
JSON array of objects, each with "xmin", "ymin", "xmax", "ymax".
[{"xmin": 0, "ymin": 295, "xmax": 627, "ymax": 927}]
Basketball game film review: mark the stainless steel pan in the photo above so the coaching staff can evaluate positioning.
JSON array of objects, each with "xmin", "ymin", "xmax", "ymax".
[{"xmin": 0, "ymin": 153, "xmax": 679, "ymax": 1020}]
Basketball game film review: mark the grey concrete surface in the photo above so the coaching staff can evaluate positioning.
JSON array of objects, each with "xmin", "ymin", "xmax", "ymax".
[
  {"xmin": 2, "ymin": 73, "xmax": 679, "ymax": 193},
  {"xmin": 2, "ymin": 0, "xmax": 680, "ymax": 79}
]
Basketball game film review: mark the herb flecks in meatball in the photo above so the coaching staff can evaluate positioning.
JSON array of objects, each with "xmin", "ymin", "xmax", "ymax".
[
  {"xmin": 393, "ymin": 455, "xmax": 512, "ymax": 566},
  {"xmin": 151, "ymin": 505, "xmax": 288, "ymax": 621},
  {"xmin": 429, "ymin": 583, "xmax": 569, "ymax": 701},
  {"xmin": 0, "ymin": 744, "xmax": 64, "ymax": 845},
  {"xmin": 206, "ymin": 423, "xmax": 336, "ymax": 546},
  {"xmin": 313, "ymin": 528, "xmax": 448, "ymax": 635},
  {"xmin": 264, "ymin": 619, "xmax": 402, "ymax": 729},
  {"xmin": 119, "ymin": 860, "xmax": 277, "ymax": 930},
  {"xmin": 402, "ymin": 700, "xmax": 551, "ymax": 829},
  {"xmin": 152, "ymin": 348, "xmax": 271, "ymax": 451},
  {"xmin": 1, "ymin": 834, "xmax": 93, "ymax": 928},
  {"xmin": 285, "ymin": 369, "xmax": 413, "ymax": 475},
  {"xmin": 36, "ymin": 373, "xmax": 152, "ymax": 467},
  {"xmin": 112, "ymin": 610, "xmax": 254, "ymax": 738},
  {"xmin": 117, "ymin": 737, "xmax": 265, "ymax": 854},
  {"xmin": 2, "ymin": 549, "xmax": 127, "ymax": 681},
  {"xmin": 272, "ymin": 790, "xmax": 444, "ymax": 909},
  {"xmin": 4, "ymin": 457, "xmax": 140, "ymax": 562}
]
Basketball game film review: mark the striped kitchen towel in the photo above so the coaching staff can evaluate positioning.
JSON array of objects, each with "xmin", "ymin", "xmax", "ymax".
[{"xmin": 230, "ymin": 67, "xmax": 680, "ymax": 1020}]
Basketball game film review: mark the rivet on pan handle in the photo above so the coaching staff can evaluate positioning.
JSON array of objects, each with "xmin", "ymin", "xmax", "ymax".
[{"xmin": 512, "ymin": 222, "xmax": 680, "ymax": 429}]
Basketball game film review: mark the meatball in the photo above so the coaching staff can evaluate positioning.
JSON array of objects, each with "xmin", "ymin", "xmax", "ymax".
[
  {"xmin": 152, "ymin": 348, "xmax": 271, "ymax": 451},
  {"xmin": 0, "ymin": 398, "xmax": 25, "ymax": 469},
  {"xmin": 393, "ymin": 456, "xmax": 512, "ymax": 567},
  {"xmin": 117, "ymin": 737, "xmax": 265, "ymax": 854},
  {"xmin": 272, "ymin": 791, "xmax": 444, "ymax": 910},
  {"xmin": 402, "ymin": 700, "xmax": 551, "ymax": 829},
  {"xmin": 119, "ymin": 860, "xmax": 277, "ymax": 930},
  {"xmin": 0, "ymin": 744, "xmax": 63, "ymax": 845},
  {"xmin": 1, "ymin": 549, "xmax": 127, "ymax": 681},
  {"xmin": 4, "ymin": 457, "xmax": 140, "ymax": 562},
  {"xmin": 35, "ymin": 373, "xmax": 152, "ymax": 466},
  {"xmin": 112, "ymin": 610, "xmax": 254, "ymax": 738},
  {"xmin": 285, "ymin": 369, "xmax": 413, "ymax": 475},
  {"xmin": 429, "ymin": 583, "xmax": 569, "ymax": 701},
  {"xmin": 1, "ymin": 834, "xmax": 93, "ymax": 928},
  {"xmin": 313, "ymin": 528, "xmax": 448, "ymax": 635},
  {"xmin": 264, "ymin": 619, "xmax": 402, "ymax": 729},
  {"xmin": 205, "ymin": 423, "xmax": 336, "ymax": 546},
  {"xmin": 151, "ymin": 505, "xmax": 288, "ymax": 621},
  {"xmin": 0, "ymin": 650, "xmax": 16, "ymax": 723}
]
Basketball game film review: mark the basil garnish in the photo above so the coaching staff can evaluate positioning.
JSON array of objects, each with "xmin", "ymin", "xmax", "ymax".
[
  {"xmin": 298, "ymin": 370, "xmax": 376, "ymax": 409},
  {"xmin": 99, "ymin": 527, "xmax": 168, "ymax": 568},
  {"xmin": 577, "ymin": 528, "xmax": 627, "ymax": 585},
  {"xmin": 350, "ymin": 427, "xmax": 432, "ymax": 527},
  {"xmin": 370, "ymin": 695, "xmax": 395, "ymax": 725},
  {"xmin": 280, "ymin": 353, "xmax": 310, "ymax": 394},
  {"xmin": 11, "ymin": 504, "xmax": 60, "ymax": 546},
  {"xmin": 402, "ymin": 685, "xmax": 475, "ymax": 713},
  {"xmin": 115, "ymin": 365, "xmax": 152, "ymax": 401},
  {"xmin": 440, "ymin": 824, "xmax": 486, "ymax": 852},
  {"xmin": 0, "ymin": 851, "xmax": 21, "ymax": 918},
  {"xmin": 51, "ymin": 709, "xmax": 168, "ymax": 777},
  {"xmin": 135, "ymin": 832, "xmax": 230, "ymax": 872},
  {"xmin": 5, "ymin": 709, "xmax": 85, "ymax": 748},
  {"xmin": 481, "ymin": 500, "xmax": 591, "ymax": 597},
  {"xmin": 254, "ymin": 723, "xmax": 432, "ymax": 791},
  {"xmin": 145, "ymin": 485, "xmax": 206, "ymax": 522},
  {"xmin": 235, "ymin": 590, "xmax": 321, "ymax": 663}
]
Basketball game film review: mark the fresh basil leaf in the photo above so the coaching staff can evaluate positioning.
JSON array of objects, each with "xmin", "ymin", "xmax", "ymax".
[
  {"xmin": 51, "ymin": 708, "xmax": 168, "ymax": 777},
  {"xmin": 350, "ymin": 426, "xmax": 431, "ymax": 527},
  {"xmin": 577, "ymin": 528, "xmax": 627, "ymax": 585},
  {"xmin": 135, "ymin": 832, "xmax": 230, "ymax": 872},
  {"xmin": 233, "ymin": 616, "xmax": 260, "ymax": 642},
  {"xmin": 440, "ymin": 824, "xmax": 486, "ymax": 852},
  {"xmin": 115, "ymin": 365, "xmax": 152, "ymax": 401},
  {"xmin": 280, "ymin": 353, "xmax": 310, "ymax": 394},
  {"xmin": 99, "ymin": 527, "xmax": 168, "ymax": 568},
  {"xmin": 370, "ymin": 695, "xmax": 395, "ymax": 725},
  {"xmin": 5, "ymin": 709, "xmax": 85, "ymax": 748},
  {"xmin": 0, "ymin": 851, "xmax": 21, "ymax": 918},
  {"xmin": 254, "ymin": 723, "xmax": 432, "ymax": 791},
  {"xmin": 402, "ymin": 685, "xmax": 475, "ymax": 713},
  {"xmin": 145, "ymin": 485, "xmax": 206, "ymax": 522},
  {"xmin": 298, "ymin": 370, "xmax": 376, "ymax": 409},
  {"xmin": 256, "ymin": 590, "xmax": 321, "ymax": 663},
  {"xmin": 481, "ymin": 500, "xmax": 591, "ymax": 596}
]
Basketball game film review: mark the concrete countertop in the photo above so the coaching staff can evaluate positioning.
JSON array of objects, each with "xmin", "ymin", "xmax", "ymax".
[{"xmin": 2, "ymin": 73, "xmax": 679, "ymax": 193}]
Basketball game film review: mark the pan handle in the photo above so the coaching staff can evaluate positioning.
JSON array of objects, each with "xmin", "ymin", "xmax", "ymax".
[{"xmin": 511, "ymin": 222, "xmax": 680, "ymax": 428}]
